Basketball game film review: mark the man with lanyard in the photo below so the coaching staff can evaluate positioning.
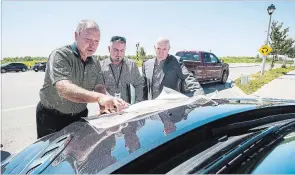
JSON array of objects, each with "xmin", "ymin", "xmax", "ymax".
[
  {"xmin": 36, "ymin": 20, "xmax": 128, "ymax": 138},
  {"xmin": 100, "ymin": 36, "xmax": 143, "ymax": 106}
]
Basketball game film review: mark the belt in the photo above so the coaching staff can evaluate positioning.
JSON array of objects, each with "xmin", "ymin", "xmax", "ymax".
[{"xmin": 39, "ymin": 102, "xmax": 86, "ymax": 117}]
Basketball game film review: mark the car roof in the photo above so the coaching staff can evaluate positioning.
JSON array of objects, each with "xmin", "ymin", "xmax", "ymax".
[
  {"xmin": 176, "ymin": 50, "xmax": 212, "ymax": 55},
  {"xmin": 7, "ymin": 62, "xmax": 26, "ymax": 65},
  {"xmin": 176, "ymin": 50, "xmax": 200, "ymax": 53}
]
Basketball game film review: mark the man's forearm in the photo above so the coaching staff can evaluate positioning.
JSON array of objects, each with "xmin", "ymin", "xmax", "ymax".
[
  {"xmin": 56, "ymin": 80, "xmax": 104, "ymax": 103},
  {"xmin": 181, "ymin": 65, "xmax": 205, "ymax": 95}
]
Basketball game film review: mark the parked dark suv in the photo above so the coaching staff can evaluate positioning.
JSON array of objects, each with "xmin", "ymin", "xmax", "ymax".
[
  {"xmin": 1, "ymin": 63, "xmax": 28, "ymax": 73},
  {"xmin": 32, "ymin": 62, "xmax": 47, "ymax": 72}
]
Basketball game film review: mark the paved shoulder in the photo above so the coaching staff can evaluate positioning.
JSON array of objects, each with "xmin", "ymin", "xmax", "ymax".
[{"xmin": 253, "ymin": 70, "xmax": 295, "ymax": 99}]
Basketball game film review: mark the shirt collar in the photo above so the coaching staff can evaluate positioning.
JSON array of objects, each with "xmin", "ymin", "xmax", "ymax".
[
  {"xmin": 155, "ymin": 55, "xmax": 169, "ymax": 66},
  {"xmin": 71, "ymin": 42, "xmax": 80, "ymax": 57},
  {"xmin": 71, "ymin": 42, "xmax": 93, "ymax": 63},
  {"xmin": 106, "ymin": 57, "xmax": 125, "ymax": 66}
]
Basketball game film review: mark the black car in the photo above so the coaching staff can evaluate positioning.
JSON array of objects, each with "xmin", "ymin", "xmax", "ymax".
[
  {"xmin": 32, "ymin": 62, "xmax": 47, "ymax": 72},
  {"xmin": 1, "ymin": 97, "xmax": 295, "ymax": 174},
  {"xmin": 1, "ymin": 63, "xmax": 28, "ymax": 73}
]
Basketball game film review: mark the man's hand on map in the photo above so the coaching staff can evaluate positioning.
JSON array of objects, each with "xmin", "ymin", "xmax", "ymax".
[
  {"xmin": 96, "ymin": 95, "xmax": 129, "ymax": 116},
  {"xmin": 94, "ymin": 84, "xmax": 128, "ymax": 116},
  {"xmin": 98, "ymin": 95, "xmax": 129, "ymax": 113}
]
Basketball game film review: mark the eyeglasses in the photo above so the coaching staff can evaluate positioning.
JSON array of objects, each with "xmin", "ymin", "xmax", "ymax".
[{"xmin": 111, "ymin": 36, "xmax": 126, "ymax": 43}]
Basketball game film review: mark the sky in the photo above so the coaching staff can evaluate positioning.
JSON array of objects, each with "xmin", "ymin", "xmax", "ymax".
[{"xmin": 1, "ymin": 0, "xmax": 295, "ymax": 59}]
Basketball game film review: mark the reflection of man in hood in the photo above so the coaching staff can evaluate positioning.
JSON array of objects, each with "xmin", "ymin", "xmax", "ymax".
[
  {"xmin": 52, "ymin": 124, "xmax": 119, "ymax": 174},
  {"xmin": 79, "ymin": 133, "xmax": 116, "ymax": 174},
  {"xmin": 158, "ymin": 105, "xmax": 195, "ymax": 135},
  {"xmin": 158, "ymin": 99, "xmax": 231, "ymax": 135},
  {"xmin": 121, "ymin": 119, "xmax": 145, "ymax": 153}
]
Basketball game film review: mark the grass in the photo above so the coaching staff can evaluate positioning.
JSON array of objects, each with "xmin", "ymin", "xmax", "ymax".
[
  {"xmin": 220, "ymin": 57, "xmax": 294, "ymax": 64},
  {"xmin": 221, "ymin": 58, "xmax": 262, "ymax": 63},
  {"xmin": 136, "ymin": 59, "xmax": 143, "ymax": 67},
  {"xmin": 235, "ymin": 66, "xmax": 295, "ymax": 95}
]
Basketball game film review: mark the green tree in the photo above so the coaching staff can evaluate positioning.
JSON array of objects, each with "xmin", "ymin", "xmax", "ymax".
[
  {"xmin": 139, "ymin": 47, "xmax": 146, "ymax": 57},
  {"xmin": 289, "ymin": 45, "xmax": 295, "ymax": 58},
  {"xmin": 269, "ymin": 21, "xmax": 295, "ymax": 69}
]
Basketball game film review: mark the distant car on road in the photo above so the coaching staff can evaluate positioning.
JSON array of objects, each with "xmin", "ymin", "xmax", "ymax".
[
  {"xmin": 32, "ymin": 62, "xmax": 47, "ymax": 72},
  {"xmin": 175, "ymin": 51, "xmax": 229, "ymax": 84},
  {"xmin": 1, "ymin": 63, "xmax": 28, "ymax": 73}
]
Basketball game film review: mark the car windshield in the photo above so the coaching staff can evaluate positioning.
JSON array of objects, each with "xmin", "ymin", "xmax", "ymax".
[{"xmin": 1, "ymin": 63, "xmax": 10, "ymax": 67}]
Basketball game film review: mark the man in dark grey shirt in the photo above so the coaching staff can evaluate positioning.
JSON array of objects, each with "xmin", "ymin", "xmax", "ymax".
[
  {"xmin": 100, "ymin": 36, "xmax": 143, "ymax": 104},
  {"xmin": 143, "ymin": 37, "xmax": 205, "ymax": 100},
  {"xmin": 36, "ymin": 20, "xmax": 128, "ymax": 139}
]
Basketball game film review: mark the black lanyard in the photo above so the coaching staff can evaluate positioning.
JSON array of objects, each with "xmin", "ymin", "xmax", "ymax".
[{"xmin": 109, "ymin": 63, "xmax": 123, "ymax": 89}]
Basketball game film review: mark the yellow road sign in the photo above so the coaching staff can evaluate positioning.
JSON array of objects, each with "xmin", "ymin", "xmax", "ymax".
[{"xmin": 258, "ymin": 45, "xmax": 272, "ymax": 56}]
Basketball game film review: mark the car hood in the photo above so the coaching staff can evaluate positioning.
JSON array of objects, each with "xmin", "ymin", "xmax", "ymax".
[
  {"xmin": 2, "ymin": 97, "xmax": 295, "ymax": 174},
  {"xmin": 1, "ymin": 64, "xmax": 8, "ymax": 68}
]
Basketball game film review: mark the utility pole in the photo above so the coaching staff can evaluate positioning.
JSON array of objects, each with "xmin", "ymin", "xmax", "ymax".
[
  {"xmin": 136, "ymin": 42, "xmax": 140, "ymax": 61},
  {"xmin": 261, "ymin": 4, "xmax": 276, "ymax": 75}
]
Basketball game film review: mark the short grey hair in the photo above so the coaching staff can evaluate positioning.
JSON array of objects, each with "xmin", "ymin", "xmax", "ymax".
[
  {"xmin": 155, "ymin": 37, "xmax": 170, "ymax": 47},
  {"xmin": 75, "ymin": 20, "xmax": 100, "ymax": 34}
]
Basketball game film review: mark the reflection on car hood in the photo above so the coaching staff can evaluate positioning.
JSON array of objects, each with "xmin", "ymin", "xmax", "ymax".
[{"xmin": 2, "ymin": 97, "xmax": 295, "ymax": 174}]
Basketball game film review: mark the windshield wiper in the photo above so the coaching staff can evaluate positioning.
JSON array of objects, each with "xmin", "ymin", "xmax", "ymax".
[
  {"xmin": 189, "ymin": 126, "xmax": 279, "ymax": 174},
  {"xmin": 190, "ymin": 120, "xmax": 295, "ymax": 174},
  {"xmin": 212, "ymin": 113, "xmax": 295, "ymax": 136}
]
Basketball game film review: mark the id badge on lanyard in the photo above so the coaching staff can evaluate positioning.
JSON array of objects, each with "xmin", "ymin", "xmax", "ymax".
[
  {"xmin": 110, "ymin": 64, "xmax": 123, "ymax": 99},
  {"xmin": 114, "ymin": 92, "xmax": 121, "ymax": 98}
]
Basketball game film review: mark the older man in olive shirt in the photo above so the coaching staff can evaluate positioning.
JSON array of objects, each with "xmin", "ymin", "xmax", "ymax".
[{"xmin": 36, "ymin": 20, "xmax": 128, "ymax": 139}]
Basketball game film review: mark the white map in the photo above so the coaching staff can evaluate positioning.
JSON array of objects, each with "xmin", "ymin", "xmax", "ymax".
[{"xmin": 85, "ymin": 87, "xmax": 213, "ymax": 129}]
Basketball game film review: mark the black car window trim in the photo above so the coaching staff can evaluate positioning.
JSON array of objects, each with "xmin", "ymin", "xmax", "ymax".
[
  {"xmin": 168, "ymin": 113, "xmax": 295, "ymax": 174},
  {"xmin": 194, "ymin": 120, "xmax": 295, "ymax": 174},
  {"xmin": 212, "ymin": 113, "xmax": 295, "ymax": 136}
]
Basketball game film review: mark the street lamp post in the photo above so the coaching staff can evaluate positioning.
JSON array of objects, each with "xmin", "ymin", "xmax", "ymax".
[{"xmin": 261, "ymin": 4, "xmax": 276, "ymax": 75}]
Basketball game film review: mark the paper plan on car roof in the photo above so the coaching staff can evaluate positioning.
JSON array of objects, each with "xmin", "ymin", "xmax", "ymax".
[{"xmin": 86, "ymin": 87, "xmax": 212, "ymax": 129}]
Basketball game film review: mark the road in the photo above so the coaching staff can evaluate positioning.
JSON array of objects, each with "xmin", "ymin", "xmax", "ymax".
[{"xmin": 1, "ymin": 63, "xmax": 280, "ymax": 155}]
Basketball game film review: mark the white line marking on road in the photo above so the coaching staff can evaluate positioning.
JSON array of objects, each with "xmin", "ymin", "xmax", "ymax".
[{"xmin": 2, "ymin": 105, "xmax": 36, "ymax": 112}]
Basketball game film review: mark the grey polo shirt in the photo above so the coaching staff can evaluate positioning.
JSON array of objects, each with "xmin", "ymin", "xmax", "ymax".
[
  {"xmin": 100, "ymin": 58, "xmax": 143, "ymax": 103},
  {"xmin": 39, "ymin": 43, "xmax": 103, "ymax": 114}
]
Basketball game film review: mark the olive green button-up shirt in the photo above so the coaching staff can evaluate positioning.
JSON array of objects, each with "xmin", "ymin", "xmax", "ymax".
[{"xmin": 39, "ymin": 43, "xmax": 103, "ymax": 114}]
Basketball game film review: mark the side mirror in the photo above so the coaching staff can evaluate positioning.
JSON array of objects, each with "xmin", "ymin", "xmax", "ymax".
[{"xmin": 219, "ymin": 60, "xmax": 223, "ymax": 63}]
